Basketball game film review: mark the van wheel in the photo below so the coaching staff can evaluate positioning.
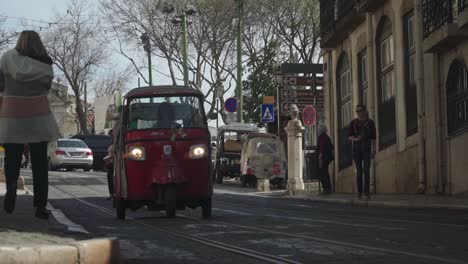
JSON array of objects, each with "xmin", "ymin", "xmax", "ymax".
[
  {"xmin": 215, "ymin": 170, "xmax": 223, "ymax": 184},
  {"xmin": 48, "ymin": 159, "xmax": 55, "ymax": 171},
  {"xmin": 165, "ymin": 185, "xmax": 177, "ymax": 218},
  {"xmin": 201, "ymin": 197, "xmax": 212, "ymax": 219},
  {"xmin": 115, "ymin": 199, "xmax": 126, "ymax": 220}
]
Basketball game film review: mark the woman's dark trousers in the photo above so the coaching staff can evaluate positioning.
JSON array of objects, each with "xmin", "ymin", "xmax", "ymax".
[
  {"xmin": 353, "ymin": 151, "xmax": 371, "ymax": 194},
  {"xmin": 319, "ymin": 160, "xmax": 332, "ymax": 191},
  {"xmin": 4, "ymin": 142, "xmax": 48, "ymax": 209}
]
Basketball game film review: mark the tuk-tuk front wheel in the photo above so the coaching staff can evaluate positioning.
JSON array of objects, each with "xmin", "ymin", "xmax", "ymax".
[
  {"xmin": 165, "ymin": 185, "xmax": 177, "ymax": 218},
  {"xmin": 201, "ymin": 197, "xmax": 212, "ymax": 219},
  {"xmin": 115, "ymin": 199, "xmax": 126, "ymax": 220}
]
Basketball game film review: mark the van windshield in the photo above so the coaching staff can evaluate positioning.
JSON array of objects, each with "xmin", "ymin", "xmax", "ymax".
[{"xmin": 128, "ymin": 96, "xmax": 207, "ymax": 130}]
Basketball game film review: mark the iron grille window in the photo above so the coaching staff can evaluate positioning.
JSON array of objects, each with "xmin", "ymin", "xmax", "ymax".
[
  {"xmin": 358, "ymin": 50, "xmax": 368, "ymax": 106},
  {"xmin": 404, "ymin": 11, "xmax": 419, "ymax": 136},
  {"xmin": 447, "ymin": 59, "xmax": 468, "ymax": 135},
  {"xmin": 423, "ymin": 0, "xmax": 454, "ymax": 39},
  {"xmin": 337, "ymin": 54, "xmax": 353, "ymax": 169},
  {"xmin": 320, "ymin": 0, "xmax": 356, "ymax": 35},
  {"xmin": 377, "ymin": 17, "xmax": 397, "ymax": 149}
]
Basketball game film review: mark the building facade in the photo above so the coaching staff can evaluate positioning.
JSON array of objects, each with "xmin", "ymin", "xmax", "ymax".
[{"xmin": 320, "ymin": 0, "xmax": 468, "ymax": 194}]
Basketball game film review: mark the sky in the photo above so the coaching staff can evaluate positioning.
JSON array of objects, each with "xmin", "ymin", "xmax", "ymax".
[
  {"xmin": 0, "ymin": 0, "xmax": 228, "ymax": 127},
  {"xmin": 0, "ymin": 0, "xmax": 174, "ymax": 94}
]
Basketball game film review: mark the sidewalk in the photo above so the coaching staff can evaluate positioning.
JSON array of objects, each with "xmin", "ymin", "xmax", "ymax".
[
  {"xmin": 279, "ymin": 188, "xmax": 468, "ymax": 210},
  {"xmin": 0, "ymin": 179, "xmax": 121, "ymax": 264}
]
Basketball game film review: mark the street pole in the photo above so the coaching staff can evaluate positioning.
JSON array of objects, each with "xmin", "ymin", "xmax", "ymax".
[
  {"xmin": 216, "ymin": 99, "xmax": 219, "ymax": 130},
  {"xmin": 147, "ymin": 49, "xmax": 153, "ymax": 86},
  {"xmin": 84, "ymin": 82, "xmax": 87, "ymax": 134},
  {"xmin": 236, "ymin": 0, "xmax": 243, "ymax": 123},
  {"xmin": 182, "ymin": 14, "xmax": 189, "ymax": 87}
]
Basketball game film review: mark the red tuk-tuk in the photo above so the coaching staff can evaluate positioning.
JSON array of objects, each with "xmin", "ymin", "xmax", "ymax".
[{"xmin": 113, "ymin": 86, "xmax": 212, "ymax": 219}]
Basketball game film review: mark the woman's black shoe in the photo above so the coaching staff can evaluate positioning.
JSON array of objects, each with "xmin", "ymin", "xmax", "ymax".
[
  {"xmin": 35, "ymin": 207, "xmax": 50, "ymax": 219},
  {"xmin": 4, "ymin": 191, "xmax": 17, "ymax": 214}
]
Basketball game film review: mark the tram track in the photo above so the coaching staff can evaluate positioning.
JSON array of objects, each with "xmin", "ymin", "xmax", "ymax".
[
  {"xmin": 27, "ymin": 172, "xmax": 468, "ymax": 264},
  {"xmin": 47, "ymin": 182, "xmax": 301, "ymax": 264}
]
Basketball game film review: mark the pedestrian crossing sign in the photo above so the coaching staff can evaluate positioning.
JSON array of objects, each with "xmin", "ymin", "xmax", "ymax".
[{"xmin": 261, "ymin": 104, "xmax": 275, "ymax": 123}]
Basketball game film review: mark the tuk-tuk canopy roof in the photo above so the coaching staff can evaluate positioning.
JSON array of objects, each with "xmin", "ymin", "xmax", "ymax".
[
  {"xmin": 218, "ymin": 123, "xmax": 259, "ymax": 133},
  {"xmin": 125, "ymin": 86, "xmax": 204, "ymax": 99}
]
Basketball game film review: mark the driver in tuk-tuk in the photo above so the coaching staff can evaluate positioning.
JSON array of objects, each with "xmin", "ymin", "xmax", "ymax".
[{"xmin": 152, "ymin": 102, "xmax": 180, "ymax": 129}]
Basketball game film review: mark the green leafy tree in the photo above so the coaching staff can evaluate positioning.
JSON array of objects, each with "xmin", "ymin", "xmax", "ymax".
[{"xmin": 242, "ymin": 41, "xmax": 279, "ymax": 127}]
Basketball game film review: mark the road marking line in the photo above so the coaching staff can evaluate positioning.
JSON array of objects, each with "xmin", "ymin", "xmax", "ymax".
[
  {"xmin": 264, "ymin": 214, "xmax": 404, "ymax": 230},
  {"xmin": 213, "ymin": 208, "xmax": 254, "ymax": 216},
  {"xmin": 21, "ymin": 174, "xmax": 90, "ymax": 234}
]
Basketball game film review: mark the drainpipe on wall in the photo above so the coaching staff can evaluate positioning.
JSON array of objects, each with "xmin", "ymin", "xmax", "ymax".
[
  {"xmin": 366, "ymin": 13, "xmax": 377, "ymax": 193},
  {"xmin": 415, "ymin": 0, "xmax": 427, "ymax": 194},
  {"xmin": 327, "ymin": 50, "xmax": 336, "ymax": 193}
]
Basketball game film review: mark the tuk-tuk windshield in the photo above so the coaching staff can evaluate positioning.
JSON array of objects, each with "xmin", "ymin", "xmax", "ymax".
[{"xmin": 128, "ymin": 96, "xmax": 206, "ymax": 130}]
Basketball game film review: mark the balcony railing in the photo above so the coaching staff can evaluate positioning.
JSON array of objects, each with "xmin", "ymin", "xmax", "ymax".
[
  {"xmin": 320, "ymin": 0, "xmax": 336, "ymax": 36},
  {"xmin": 423, "ymin": 0, "xmax": 455, "ymax": 38},
  {"xmin": 320, "ymin": 0, "xmax": 357, "ymax": 36},
  {"xmin": 460, "ymin": 0, "xmax": 468, "ymax": 13}
]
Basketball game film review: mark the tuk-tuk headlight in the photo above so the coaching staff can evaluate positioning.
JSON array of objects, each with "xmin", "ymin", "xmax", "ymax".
[
  {"xmin": 128, "ymin": 146, "xmax": 146, "ymax": 161},
  {"xmin": 189, "ymin": 145, "xmax": 207, "ymax": 159}
]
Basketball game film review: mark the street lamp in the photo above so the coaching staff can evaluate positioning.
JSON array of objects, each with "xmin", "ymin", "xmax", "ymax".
[
  {"xmin": 235, "ymin": 0, "xmax": 244, "ymax": 123},
  {"xmin": 164, "ymin": 5, "xmax": 196, "ymax": 87},
  {"xmin": 140, "ymin": 32, "xmax": 153, "ymax": 86}
]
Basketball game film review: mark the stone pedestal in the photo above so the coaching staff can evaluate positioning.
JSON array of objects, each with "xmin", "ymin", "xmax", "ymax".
[
  {"xmin": 285, "ymin": 119, "xmax": 305, "ymax": 196},
  {"xmin": 0, "ymin": 169, "xmax": 5, "ymax": 182},
  {"xmin": 257, "ymin": 179, "xmax": 270, "ymax": 192}
]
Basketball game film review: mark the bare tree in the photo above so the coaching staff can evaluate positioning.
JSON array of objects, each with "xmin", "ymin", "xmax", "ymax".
[
  {"xmin": 0, "ymin": 15, "xmax": 17, "ymax": 51},
  {"xmin": 101, "ymin": 0, "xmax": 238, "ymax": 123},
  {"xmin": 45, "ymin": 0, "xmax": 110, "ymax": 134},
  {"xmin": 93, "ymin": 64, "xmax": 135, "ymax": 97},
  {"xmin": 268, "ymin": 0, "xmax": 321, "ymax": 64},
  {"xmin": 100, "ymin": 0, "xmax": 182, "ymax": 85}
]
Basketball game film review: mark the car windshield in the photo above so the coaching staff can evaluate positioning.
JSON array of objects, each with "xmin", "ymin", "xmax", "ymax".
[
  {"xmin": 58, "ymin": 140, "xmax": 88, "ymax": 148},
  {"xmin": 128, "ymin": 96, "xmax": 207, "ymax": 130}
]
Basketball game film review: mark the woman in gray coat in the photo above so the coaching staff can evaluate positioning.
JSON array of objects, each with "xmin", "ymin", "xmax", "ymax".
[{"xmin": 0, "ymin": 30, "xmax": 60, "ymax": 219}]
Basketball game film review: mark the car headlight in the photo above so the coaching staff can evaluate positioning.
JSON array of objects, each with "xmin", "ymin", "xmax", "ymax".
[
  {"xmin": 128, "ymin": 146, "xmax": 146, "ymax": 161},
  {"xmin": 189, "ymin": 145, "xmax": 207, "ymax": 159}
]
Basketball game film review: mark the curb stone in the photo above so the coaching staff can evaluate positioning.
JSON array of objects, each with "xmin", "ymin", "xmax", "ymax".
[
  {"xmin": 291, "ymin": 195, "xmax": 468, "ymax": 211},
  {"xmin": 0, "ymin": 238, "xmax": 121, "ymax": 264}
]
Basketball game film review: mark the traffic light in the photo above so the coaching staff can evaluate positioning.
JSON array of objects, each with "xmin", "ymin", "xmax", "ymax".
[{"xmin": 140, "ymin": 33, "xmax": 151, "ymax": 52}]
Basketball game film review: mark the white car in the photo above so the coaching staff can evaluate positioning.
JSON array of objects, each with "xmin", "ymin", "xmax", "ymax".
[{"xmin": 48, "ymin": 139, "xmax": 93, "ymax": 171}]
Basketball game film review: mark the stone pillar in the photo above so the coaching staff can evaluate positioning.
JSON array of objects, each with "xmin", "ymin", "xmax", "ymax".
[
  {"xmin": 257, "ymin": 179, "xmax": 270, "ymax": 192},
  {"xmin": 285, "ymin": 118, "xmax": 305, "ymax": 195}
]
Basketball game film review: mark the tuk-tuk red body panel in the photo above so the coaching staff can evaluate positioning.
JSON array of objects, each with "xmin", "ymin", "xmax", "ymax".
[{"xmin": 123, "ymin": 129, "xmax": 211, "ymax": 201}]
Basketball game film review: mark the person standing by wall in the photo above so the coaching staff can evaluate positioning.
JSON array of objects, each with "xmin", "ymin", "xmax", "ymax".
[
  {"xmin": 348, "ymin": 104, "xmax": 376, "ymax": 199},
  {"xmin": 318, "ymin": 124, "xmax": 334, "ymax": 194},
  {"xmin": 0, "ymin": 30, "xmax": 60, "ymax": 219}
]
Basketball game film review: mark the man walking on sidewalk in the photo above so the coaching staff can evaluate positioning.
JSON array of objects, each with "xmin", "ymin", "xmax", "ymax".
[{"xmin": 348, "ymin": 104, "xmax": 376, "ymax": 199}]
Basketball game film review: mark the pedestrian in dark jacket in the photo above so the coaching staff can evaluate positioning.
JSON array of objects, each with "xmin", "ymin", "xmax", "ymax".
[
  {"xmin": 348, "ymin": 104, "xmax": 376, "ymax": 199},
  {"xmin": 318, "ymin": 124, "xmax": 333, "ymax": 194},
  {"xmin": 0, "ymin": 30, "xmax": 60, "ymax": 219}
]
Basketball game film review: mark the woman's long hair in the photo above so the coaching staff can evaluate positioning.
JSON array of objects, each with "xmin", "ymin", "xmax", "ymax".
[{"xmin": 15, "ymin": 30, "xmax": 49, "ymax": 58}]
